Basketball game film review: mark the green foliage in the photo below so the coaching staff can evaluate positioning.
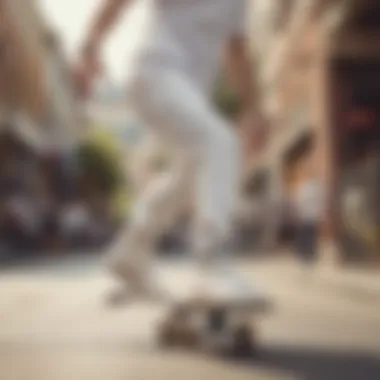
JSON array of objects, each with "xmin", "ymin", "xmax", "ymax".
[
  {"xmin": 76, "ymin": 126, "xmax": 126, "ymax": 198},
  {"xmin": 112, "ymin": 188, "xmax": 134, "ymax": 223},
  {"xmin": 213, "ymin": 74, "xmax": 241, "ymax": 118}
]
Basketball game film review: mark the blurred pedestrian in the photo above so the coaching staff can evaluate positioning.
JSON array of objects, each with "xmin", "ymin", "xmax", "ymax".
[{"xmin": 294, "ymin": 169, "xmax": 324, "ymax": 270}]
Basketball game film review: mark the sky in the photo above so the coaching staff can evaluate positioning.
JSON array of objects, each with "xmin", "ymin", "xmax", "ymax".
[{"xmin": 38, "ymin": 0, "xmax": 130, "ymax": 82}]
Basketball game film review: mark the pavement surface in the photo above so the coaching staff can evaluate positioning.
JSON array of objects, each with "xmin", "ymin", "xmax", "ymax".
[{"xmin": 0, "ymin": 255, "xmax": 380, "ymax": 380}]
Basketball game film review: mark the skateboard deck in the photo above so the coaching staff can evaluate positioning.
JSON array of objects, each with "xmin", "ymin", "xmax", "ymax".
[
  {"xmin": 105, "ymin": 262, "xmax": 272, "ymax": 355},
  {"xmin": 156, "ymin": 264, "xmax": 272, "ymax": 355},
  {"xmin": 158, "ymin": 264, "xmax": 273, "ymax": 315},
  {"xmin": 105, "ymin": 262, "xmax": 273, "ymax": 316}
]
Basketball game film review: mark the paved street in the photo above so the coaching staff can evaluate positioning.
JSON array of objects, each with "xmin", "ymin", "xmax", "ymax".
[{"xmin": 0, "ymin": 255, "xmax": 380, "ymax": 380}]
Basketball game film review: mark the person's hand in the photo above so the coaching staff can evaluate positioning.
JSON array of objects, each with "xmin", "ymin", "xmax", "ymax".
[
  {"xmin": 239, "ymin": 108, "xmax": 269, "ymax": 153},
  {"xmin": 73, "ymin": 42, "xmax": 103, "ymax": 99},
  {"xmin": 240, "ymin": 108, "xmax": 265, "ymax": 128}
]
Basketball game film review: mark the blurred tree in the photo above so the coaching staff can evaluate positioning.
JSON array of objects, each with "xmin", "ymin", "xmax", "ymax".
[
  {"xmin": 76, "ymin": 125, "xmax": 130, "ymax": 221},
  {"xmin": 77, "ymin": 129, "xmax": 123, "ymax": 196}
]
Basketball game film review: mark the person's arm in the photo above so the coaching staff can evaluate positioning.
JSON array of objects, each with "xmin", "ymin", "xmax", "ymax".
[
  {"xmin": 224, "ymin": 34, "xmax": 269, "ymax": 158},
  {"xmin": 224, "ymin": 35, "xmax": 260, "ymax": 112},
  {"xmin": 75, "ymin": 0, "xmax": 133, "ymax": 97},
  {"xmin": 81, "ymin": 0, "xmax": 133, "ymax": 54}
]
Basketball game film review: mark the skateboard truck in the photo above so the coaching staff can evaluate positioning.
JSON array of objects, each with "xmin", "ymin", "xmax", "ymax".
[{"xmin": 207, "ymin": 307, "xmax": 227, "ymax": 332}]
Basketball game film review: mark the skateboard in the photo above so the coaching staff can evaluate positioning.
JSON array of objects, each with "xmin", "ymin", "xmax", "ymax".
[
  {"xmin": 105, "ymin": 263, "xmax": 272, "ymax": 356},
  {"xmin": 156, "ymin": 266, "xmax": 272, "ymax": 357}
]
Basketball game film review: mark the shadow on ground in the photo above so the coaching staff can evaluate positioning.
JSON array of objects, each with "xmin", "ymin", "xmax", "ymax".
[
  {"xmin": 248, "ymin": 346, "xmax": 380, "ymax": 380},
  {"xmin": 0, "ymin": 335, "xmax": 379, "ymax": 380}
]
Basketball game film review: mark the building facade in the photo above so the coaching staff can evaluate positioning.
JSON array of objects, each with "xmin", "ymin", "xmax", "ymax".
[
  {"xmin": 248, "ymin": 0, "xmax": 380, "ymax": 264},
  {"xmin": 0, "ymin": 0, "xmax": 80, "ymax": 148}
]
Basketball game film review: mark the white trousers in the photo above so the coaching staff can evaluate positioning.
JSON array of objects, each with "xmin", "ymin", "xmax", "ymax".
[{"xmin": 107, "ymin": 65, "xmax": 241, "ymax": 285}]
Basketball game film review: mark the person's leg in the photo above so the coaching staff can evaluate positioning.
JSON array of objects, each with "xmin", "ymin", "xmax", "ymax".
[
  {"xmin": 308, "ymin": 222, "xmax": 318, "ymax": 264},
  {"xmin": 297, "ymin": 222, "xmax": 309, "ymax": 264},
  {"xmin": 107, "ymin": 149, "xmax": 196, "ymax": 291},
  {"xmin": 107, "ymin": 65, "xmax": 240, "ymax": 292},
  {"xmin": 194, "ymin": 119, "xmax": 241, "ymax": 267},
  {"xmin": 295, "ymin": 222, "xmax": 317, "ymax": 281}
]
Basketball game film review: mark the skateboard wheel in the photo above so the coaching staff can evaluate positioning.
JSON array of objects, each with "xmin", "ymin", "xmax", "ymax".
[
  {"xmin": 207, "ymin": 308, "xmax": 227, "ymax": 333},
  {"xmin": 158, "ymin": 319, "xmax": 177, "ymax": 347},
  {"xmin": 158, "ymin": 313, "xmax": 199, "ymax": 348},
  {"xmin": 177, "ymin": 324, "xmax": 199, "ymax": 347},
  {"xmin": 231, "ymin": 324, "xmax": 256, "ymax": 357}
]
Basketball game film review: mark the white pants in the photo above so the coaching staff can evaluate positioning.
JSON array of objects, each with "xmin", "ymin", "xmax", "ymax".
[{"xmin": 107, "ymin": 64, "xmax": 241, "ymax": 285}]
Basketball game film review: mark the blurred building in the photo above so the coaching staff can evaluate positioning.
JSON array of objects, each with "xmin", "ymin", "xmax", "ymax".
[
  {"xmin": 248, "ymin": 0, "xmax": 380, "ymax": 264},
  {"xmin": 0, "ymin": 0, "xmax": 81, "ymax": 149}
]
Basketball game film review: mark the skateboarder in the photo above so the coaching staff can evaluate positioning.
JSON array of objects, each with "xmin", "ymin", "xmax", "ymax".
[{"xmin": 75, "ymin": 0, "xmax": 260, "ymax": 298}]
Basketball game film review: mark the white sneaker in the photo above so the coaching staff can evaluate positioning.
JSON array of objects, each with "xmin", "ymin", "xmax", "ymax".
[
  {"xmin": 192, "ymin": 263, "xmax": 266, "ymax": 306},
  {"xmin": 104, "ymin": 285, "xmax": 131, "ymax": 307},
  {"xmin": 105, "ymin": 254, "xmax": 168, "ymax": 305}
]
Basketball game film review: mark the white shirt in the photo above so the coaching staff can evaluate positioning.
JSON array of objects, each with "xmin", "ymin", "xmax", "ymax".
[
  {"xmin": 123, "ymin": 0, "xmax": 247, "ymax": 94},
  {"xmin": 295, "ymin": 180, "xmax": 324, "ymax": 223}
]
